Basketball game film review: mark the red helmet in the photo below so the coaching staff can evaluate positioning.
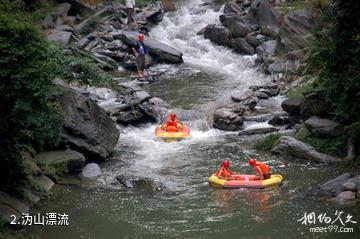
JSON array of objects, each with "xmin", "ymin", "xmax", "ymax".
[
  {"xmin": 222, "ymin": 160, "xmax": 230, "ymax": 168},
  {"xmin": 248, "ymin": 159, "xmax": 256, "ymax": 166},
  {"xmin": 138, "ymin": 33, "xmax": 145, "ymax": 42},
  {"xmin": 170, "ymin": 113, "xmax": 176, "ymax": 120}
]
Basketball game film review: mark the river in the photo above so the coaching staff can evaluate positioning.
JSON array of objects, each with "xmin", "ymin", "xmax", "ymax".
[{"xmin": 31, "ymin": 1, "xmax": 359, "ymax": 238}]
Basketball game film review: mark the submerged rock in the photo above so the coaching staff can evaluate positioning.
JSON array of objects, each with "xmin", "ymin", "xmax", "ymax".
[{"xmin": 116, "ymin": 175, "xmax": 165, "ymax": 192}]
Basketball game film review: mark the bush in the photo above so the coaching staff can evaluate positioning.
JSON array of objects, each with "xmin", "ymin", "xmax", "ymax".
[
  {"xmin": 306, "ymin": 0, "xmax": 360, "ymax": 124},
  {"xmin": 295, "ymin": 126, "xmax": 347, "ymax": 157},
  {"xmin": 254, "ymin": 133, "xmax": 284, "ymax": 151},
  {"xmin": 0, "ymin": 12, "xmax": 60, "ymax": 191}
]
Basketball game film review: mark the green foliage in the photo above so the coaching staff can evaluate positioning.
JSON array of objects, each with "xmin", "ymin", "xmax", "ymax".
[
  {"xmin": 0, "ymin": 11, "xmax": 60, "ymax": 191},
  {"xmin": 285, "ymin": 81, "xmax": 315, "ymax": 98},
  {"xmin": 306, "ymin": 0, "xmax": 360, "ymax": 124},
  {"xmin": 295, "ymin": 126, "xmax": 347, "ymax": 157},
  {"xmin": 254, "ymin": 133, "xmax": 285, "ymax": 151}
]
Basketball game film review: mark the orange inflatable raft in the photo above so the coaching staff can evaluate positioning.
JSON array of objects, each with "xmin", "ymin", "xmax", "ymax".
[
  {"xmin": 208, "ymin": 174, "xmax": 283, "ymax": 189},
  {"xmin": 155, "ymin": 122, "xmax": 190, "ymax": 142}
]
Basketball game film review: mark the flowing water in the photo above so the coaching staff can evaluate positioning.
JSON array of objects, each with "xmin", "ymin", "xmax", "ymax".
[{"xmin": 32, "ymin": 1, "xmax": 359, "ymax": 238}]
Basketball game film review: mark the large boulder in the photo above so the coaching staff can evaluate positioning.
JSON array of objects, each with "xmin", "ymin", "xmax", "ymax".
[
  {"xmin": 273, "ymin": 136, "xmax": 343, "ymax": 163},
  {"xmin": 302, "ymin": 90, "xmax": 330, "ymax": 117},
  {"xmin": 304, "ymin": 116, "xmax": 344, "ymax": 137},
  {"xmin": 227, "ymin": 21, "xmax": 252, "ymax": 38},
  {"xmin": 278, "ymin": 9, "xmax": 317, "ymax": 53},
  {"xmin": 34, "ymin": 150, "xmax": 86, "ymax": 174},
  {"xmin": 231, "ymin": 38, "xmax": 255, "ymax": 55},
  {"xmin": 115, "ymin": 31, "xmax": 183, "ymax": 63},
  {"xmin": 250, "ymin": 0, "xmax": 280, "ymax": 38},
  {"xmin": 281, "ymin": 95, "xmax": 305, "ymax": 116},
  {"xmin": 204, "ymin": 25, "xmax": 232, "ymax": 47},
  {"xmin": 213, "ymin": 104, "xmax": 246, "ymax": 131},
  {"xmin": 59, "ymin": 88, "xmax": 120, "ymax": 161}
]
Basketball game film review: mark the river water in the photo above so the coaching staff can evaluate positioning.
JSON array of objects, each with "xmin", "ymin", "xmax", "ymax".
[{"xmin": 32, "ymin": 1, "xmax": 359, "ymax": 238}]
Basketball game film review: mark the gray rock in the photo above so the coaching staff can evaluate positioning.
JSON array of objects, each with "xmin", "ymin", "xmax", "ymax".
[
  {"xmin": 139, "ymin": 97, "xmax": 169, "ymax": 122},
  {"xmin": 59, "ymin": 88, "xmax": 120, "ymax": 161},
  {"xmin": 238, "ymin": 126, "xmax": 278, "ymax": 136},
  {"xmin": 116, "ymin": 175, "xmax": 165, "ymax": 192},
  {"xmin": 228, "ymin": 21, "xmax": 252, "ymax": 38},
  {"xmin": 304, "ymin": 116, "xmax": 344, "ymax": 137},
  {"xmin": 204, "ymin": 25, "xmax": 232, "ymax": 47},
  {"xmin": 273, "ymin": 136, "xmax": 343, "ymax": 163},
  {"xmin": 29, "ymin": 175, "xmax": 55, "ymax": 192},
  {"xmin": 224, "ymin": 1, "xmax": 244, "ymax": 14},
  {"xmin": 213, "ymin": 104, "xmax": 246, "ymax": 131},
  {"xmin": 115, "ymin": 31, "xmax": 183, "ymax": 63},
  {"xmin": 268, "ymin": 116, "xmax": 291, "ymax": 126},
  {"xmin": 47, "ymin": 29, "xmax": 72, "ymax": 45},
  {"xmin": 302, "ymin": 90, "xmax": 330, "ymax": 117},
  {"xmin": 343, "ymin": 182, "xmax": 357, "ymax": 192},
  {"xmin": 56, "ymin": 3, "xmax": 71, "ymax": 25},
  {"xmin": 278, "ymin": 9, "xmax": 317, "ymax": 53},
  {"xmin": 336, "ymin": 191, "xmax": 356, "ymax": 200},
  {"xmin": 131, "ymin": 90, "xmax": 150, "ymax": 104},
  {"xmin": 106, "ymin": 39, "xmax": 128, "ymax": 51},
  {"xmin": 245, "ymin": 33, "xmax": 265, "ymax": 47},
  {"xmin": 0, "ymin": 191, "xmax": 30, "ymax": 214},
  {"xmin": 231, "ymin": 90, "xmax": 254, "ymax": 102},
  {"xmin": 93, "ymin": 53, "xmax": 118, "ymax": 70},
  {"xmin": 34, "ymin": 150, "xmax": 86, "ymax": 174},
  {"xmin": 281, "ymin": 95, "xmax": 305, "ymax": 116},
  {"xmin": 77, "ymin": 37, "xmax": 90, "ymax": 49},
  {"xmin": 250, "ymin": 0, "xmax": 280, "ymax": 38},
  {"xmin": 231, "ymin": 38, "xmax": 255, "ymax": 55},
  {"xmin": 41, "ymin": 15, "xmax": 55, "ymax": 30},
  {"xmin": 255, "ymin": 91, "xmax": 269, "ymax": 99},
  {"xmin": 82, "ymin": 163, "xmax": 102, "ymax": 178},
  {"xmin": 256, "ymin": 40, "xmax": 276, "ymax": 61},
  {"xmin": 55, "ymin": 25, "xmax": 74, "ymax": 32}
]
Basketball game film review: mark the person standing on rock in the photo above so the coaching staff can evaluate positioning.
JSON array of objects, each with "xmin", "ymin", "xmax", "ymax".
[
  {"xmin": 126, "ymin": 0, "xmax": 137, "ymax": 27},
  {"xmin": 132, "ymin": 33, "xmax": 148, "ymax": 77}
]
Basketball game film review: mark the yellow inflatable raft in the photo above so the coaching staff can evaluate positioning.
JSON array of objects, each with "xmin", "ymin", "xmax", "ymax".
[
  {"xmin": 208, "ymin": 174, "xmax": 283, "ymax": 189},
  {"xmin": 155, "ymin": 122, "xmax": 190, "ymax": 142}
]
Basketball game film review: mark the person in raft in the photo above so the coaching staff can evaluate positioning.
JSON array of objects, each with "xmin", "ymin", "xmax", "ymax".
[
  {"xmin": 162, "ymin": 113, "xmax": 183, "ymax": 132},
  {"xmin": 215, "ymin": 160, "xmax": 234, "ymax": 179},
  {"xmin": 248, "ymin": 159, "xmax": 271, "ymax": 180},
  {"xmin": 131, "ymin": 33, "xmax": 148, "ymax": 77}
]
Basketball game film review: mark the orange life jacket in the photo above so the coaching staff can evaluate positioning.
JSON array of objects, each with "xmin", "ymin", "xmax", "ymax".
[{"xmin": 255, "ymin": 162, "xmax": 270, "ymax": 179}]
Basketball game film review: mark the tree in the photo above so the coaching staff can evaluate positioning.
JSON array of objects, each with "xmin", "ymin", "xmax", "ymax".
[
  {"xmin": 0, "ymin": 12, "xmax": 60, "ymax": 191},
  {"xmin": 306, "ymin": 0, "xmax": 360, "ymax": 124}
]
